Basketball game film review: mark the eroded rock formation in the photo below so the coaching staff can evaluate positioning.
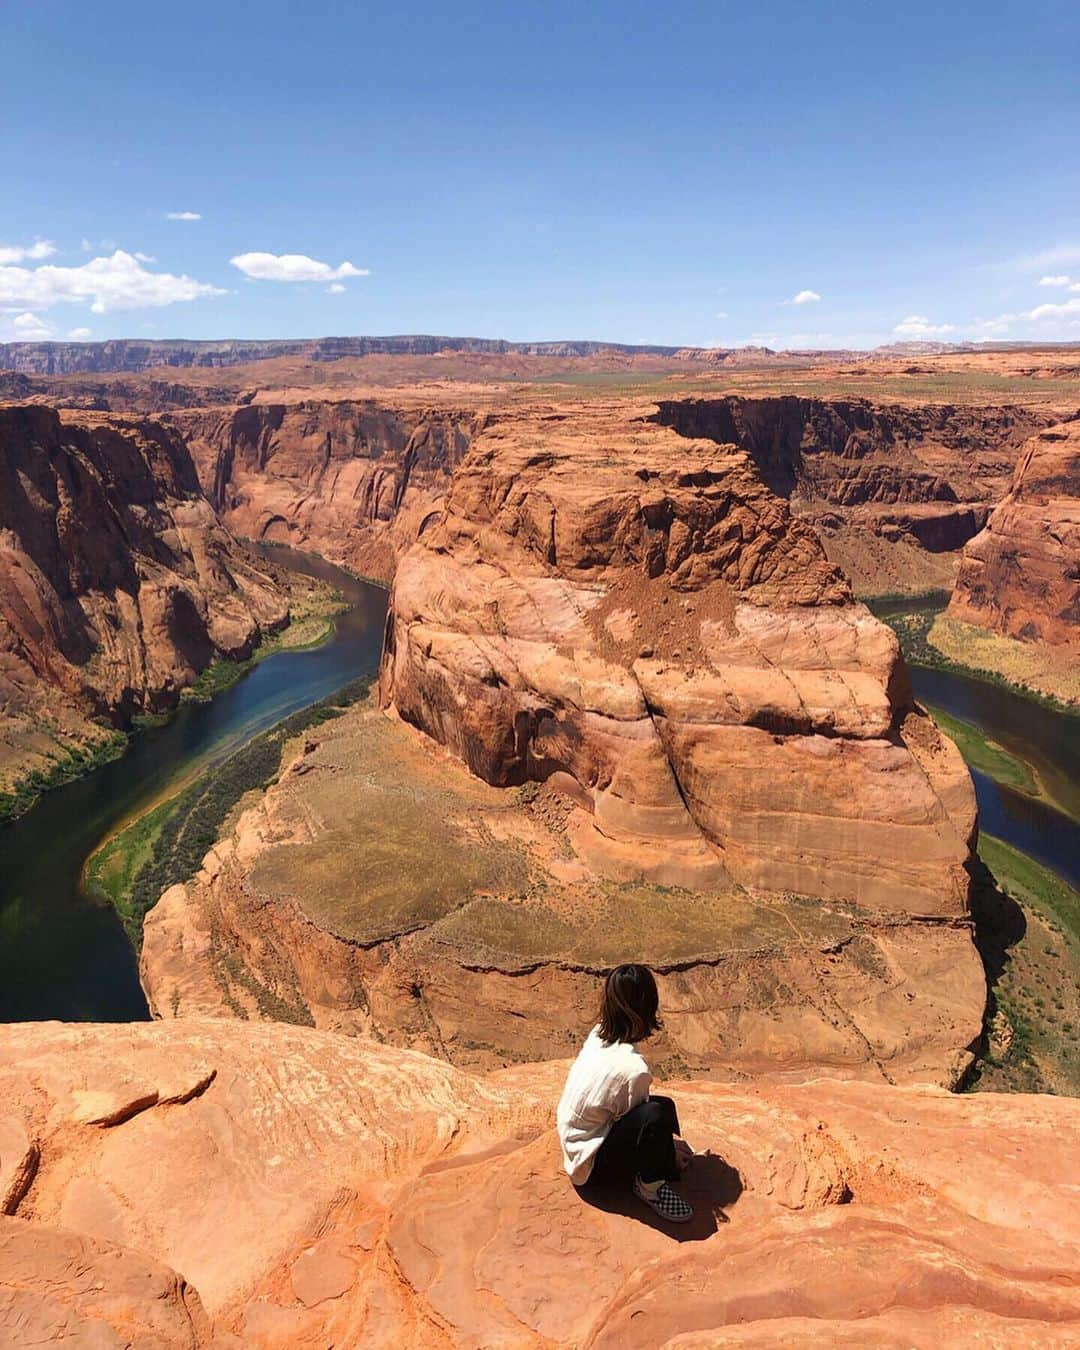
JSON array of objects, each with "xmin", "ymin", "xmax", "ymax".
[
  {"xmin": 140, "ymin": 702, "xmax": 985, "ymax": 1085},
  {"xmin": 380, "ymin": 405, "xmax": 976, "ymax": 915},
  {"xmin": 2, "ymin": 1019, "xmax": 1078, "ymax": 1347},
  {"xmin": 173, "ymin": 399, "xmax": 480, "ymax": 580},
  {"xmin": 0, "ymin": 404, "xmax": 295, "ymax": 788},
  {"xmin": 948, "ymin": 419, "xmax": 1080, "ymax": 645}
]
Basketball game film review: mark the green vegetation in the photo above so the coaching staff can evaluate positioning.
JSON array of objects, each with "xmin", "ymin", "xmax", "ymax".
[
  {"xmin": 879, "ymin": 604, "xmax": 1077, "ymax": 716},
  {"xmin": 924, "ymin": 704, "xmax": 1040, "ymax": 797},
  {"xmin": 85, "ymin": 676, "xmax": 373, "ymax": 943},
  {"xmin": 0, "ymin": 730, "xmax": 128, "ymax": 826},
  {"xmin": 969, "ymin": 835, "xmax": 1080, "ymax": 1095},
  {"xmin": 182, "ymin": 613, "xmax": 340, "ymax": 704}
]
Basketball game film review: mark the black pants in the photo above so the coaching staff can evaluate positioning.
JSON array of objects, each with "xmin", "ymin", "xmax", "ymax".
[{"xmin": 585, "ymin": 1095, "xmax": 680, "ymax": 1186}]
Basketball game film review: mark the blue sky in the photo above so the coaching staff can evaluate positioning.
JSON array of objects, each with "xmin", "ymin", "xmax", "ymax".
[{"xmin": 3, "ymin": 1, "xmax": 1079, "ymax": 348}]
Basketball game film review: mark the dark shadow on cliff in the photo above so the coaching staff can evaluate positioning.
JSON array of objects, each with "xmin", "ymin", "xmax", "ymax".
[
  {"xmin": 578, "ymin": 1152, "xmax": 742, "ymax": 1242},
  {"xmin": 964, "ymin": 853, "xmax": 1027, "ymax": 1089},
  {"xmin": 969, "ymin": 854, "xmax": 1027, "ymax": 988}
]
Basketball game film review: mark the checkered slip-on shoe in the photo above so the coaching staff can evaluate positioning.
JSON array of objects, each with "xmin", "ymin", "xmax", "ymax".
[{"xmin": 632, "ymin": 1176, "xmax": 693, "ymax": 1223}]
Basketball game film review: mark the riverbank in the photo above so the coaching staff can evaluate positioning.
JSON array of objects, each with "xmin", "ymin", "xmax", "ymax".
[
  {"xmin": 0, "ymin": 547, "xmax": 388, "ymax": 1024},
  {"xmin": 874, "ymin": 599, "xmax": 1079, "ymax": 715},
  {"xmin": 0, "ymin": 727, "xmax": 128, "ymax": 826},
  {"xmin": 86, "ymin": 675, "xmax": 373, "ymax": 944},
  {"xmin": 0, "ymin": 560, "xmax": 345, "ymax": 828}
]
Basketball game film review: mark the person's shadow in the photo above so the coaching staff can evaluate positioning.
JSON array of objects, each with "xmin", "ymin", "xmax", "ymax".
[{"xmin": 577, "ymin": 1151, "xmax": 743, "ymax": 1241}]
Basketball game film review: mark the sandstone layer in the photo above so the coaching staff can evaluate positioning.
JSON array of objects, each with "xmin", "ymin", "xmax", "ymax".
[
  {"xmin": 948, "ymin": 420, "xmax": 1080, "ymax": 646},
  {"xmin": 141, "ymin": 702, "xmax": 985, "ymax": 1086},
  {"xmin": 172, "ymin": 399, "xmax": 480, "ymax": 580},
  {"xmin": 380, "ymin": 404, "xmax": 977, "ymax": 915},
  {"xmin": 2, "ymin": 1019, "xmax": 1079, "ymax": 1348},
  {"xmin": 0, "ymin": 404, "xmax": 301, "ymax": 791}
]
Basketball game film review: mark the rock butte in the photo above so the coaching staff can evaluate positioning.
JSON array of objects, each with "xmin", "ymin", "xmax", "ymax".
[
  {"xmin": 1, "ymin": 1020, "xmax": 1079, "ymax": 1348},
  {"xmin": 380, "ymin": 401, "xmax": 977, "ymax": 914}
]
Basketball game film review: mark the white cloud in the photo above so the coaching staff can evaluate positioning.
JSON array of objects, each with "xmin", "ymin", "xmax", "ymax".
[
  {"xmin": 230, "ymin": 251, "xmax": 370, "ymax": 283},
  {"xmin": 68, "ymin": 326, "xmax": 93, "ymax": 339},
  {"xmin": 893, "ymin": 314, "xmax": 956, "ymax": 338},
  {"xmin": 0, "ymin": 249, "xmax": 225, "ymax": 314},
  {"xmin": 0, "ymin": 239, "xmax": 57, "ymax": 265},
  {"xmin": 787, "ymin": 289, "xmax": 821, "ymax": 305},
  {"xmin": 166, "ymin": 211, "xmax": 202, "ymax": 221},
  {"xmin": 1023, "ymin": 296, "xmax": 1080, "ymax": 321},
  {"xmin": 1038, "ymin": 274, "xmax": 1072, "ymax": 287},
  {"xmin": 134, "ymin": 251, "xmax": 156, "ymax": 263},
  {"xmin": 714, "ymin": 309, "xmax": 728, "ymax": 319},
  {"xmin": 327, "ymin": 282, "xmax": 347, "ymax": 294},
  {"xmin": 743, "ymin": 332, "xmax": 780, "ymax": 347},
  {"xmin": 10, "ymin": 311, "xmax": 54, "ymax": 339}
]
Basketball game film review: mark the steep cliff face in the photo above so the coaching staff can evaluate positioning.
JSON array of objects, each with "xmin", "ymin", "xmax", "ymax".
[
  {"xmin": 3, "ymin": 1020, "xmax": 1079, "ymax": 1348},
  {"xmin": 653, "ymin": 397, "xmax": 1054, "ymax": 590},
  {"xmin": 171, "ymin": 399, "xmax": 480, "ymax": 580},
  {"xmin": 0, "ymin": 405, "xmax": 292, "ymax": 786},
  {"xmin": 948, "ymin": 420, "xmax": 1080, "ymax": 645},
  {"xmin": 380, "ymin": 406, "xmax": 976, "ymax": 916}
]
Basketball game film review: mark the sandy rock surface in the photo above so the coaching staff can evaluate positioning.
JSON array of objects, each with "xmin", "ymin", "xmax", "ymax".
[{"xmin": 2, "ymin": 1019, "xmax": 1078, "ymax": 1348}]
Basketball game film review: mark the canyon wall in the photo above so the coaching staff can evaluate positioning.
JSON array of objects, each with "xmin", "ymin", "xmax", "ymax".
[
  {"xmin": 3, "ymin": 1019, "xmax": 1079, "ymax": 1347},
  {"xmin": 653, "ymin": 396, "xmax": 1055, "ymax": 590},
  {"xmin": 948, "ymin": 420, "xmax": 1080, "ymax": 645},
  {"xmin": 171, "ymin": 399, "xmax": 480, "ymax": 580},
  {"xmin": 0, "ymin": 404, "xmax": 293, "ymax": 787}
]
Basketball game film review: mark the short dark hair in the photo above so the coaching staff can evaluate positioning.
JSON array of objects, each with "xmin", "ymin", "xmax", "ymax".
[{"xmin": 597, "ymin": 964, "xmax": 661, "ymax": 1044}]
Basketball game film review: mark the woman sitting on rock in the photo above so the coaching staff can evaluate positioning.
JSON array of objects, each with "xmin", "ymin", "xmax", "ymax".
[{"xmin": 557, "ymin": 963, "xmax": 693, "ymax": 1223}]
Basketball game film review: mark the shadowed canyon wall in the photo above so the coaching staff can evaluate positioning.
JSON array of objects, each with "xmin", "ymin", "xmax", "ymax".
[
  {"xmin": 653, "ymin": 396, "xmax": 1055, "ymax": 567},
  {"xmin": 0, "ymin": 405, "xmax": 293, "ymax": 786}
]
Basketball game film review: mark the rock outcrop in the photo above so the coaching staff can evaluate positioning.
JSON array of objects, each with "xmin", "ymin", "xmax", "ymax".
[
  {"xmin": 380, "ymin": 404, "xmax": 976, "ymax": 915},
  {"xmin": 948, "ymin": 420, "xmax": 1080, "ymax": 645},
  {"xmin": 0, "ymin": 404, "xmax": 295, "ymax": 789},
  {"xmin": 173, "ymin": 399, "xmax": 480, "ymax": 580},
  {"xmin": 2, "ymin": 1019, "xmax": 1078, "ymax": 1347},
  {"xmin": 140, "ymin": 701, "xmax": 986, "ymax": 1086}
]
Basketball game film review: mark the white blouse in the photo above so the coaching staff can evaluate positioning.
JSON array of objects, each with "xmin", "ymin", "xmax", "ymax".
[{"xmin": 556, "ymin": 1025, "xmax": 652, "ymax": 1184}]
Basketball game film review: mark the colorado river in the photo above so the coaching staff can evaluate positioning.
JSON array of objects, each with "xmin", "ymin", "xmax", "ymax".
[
  {"xmin": 870, "ymin": 597, "xmax": 1080, "ymax": 889},
  {"xmin": 0, "ymin": 548, "xmax": 387, "ymax": 1023}
]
